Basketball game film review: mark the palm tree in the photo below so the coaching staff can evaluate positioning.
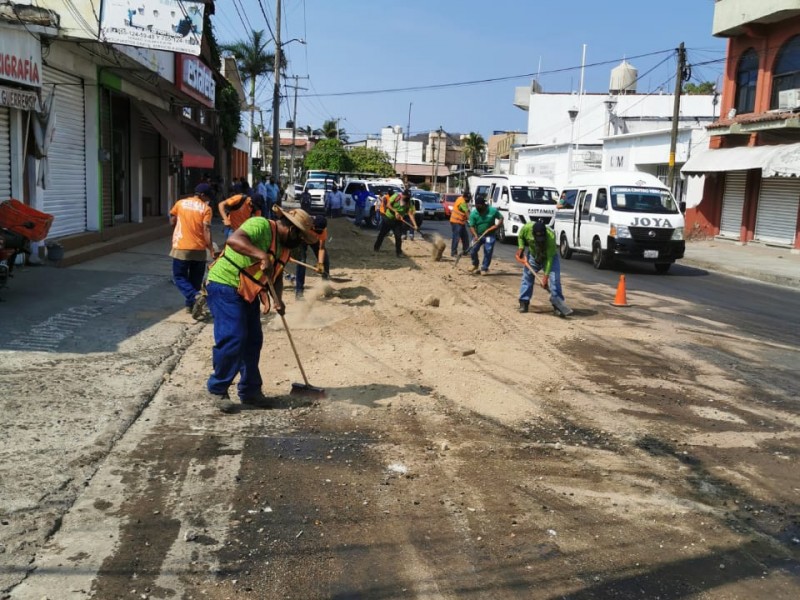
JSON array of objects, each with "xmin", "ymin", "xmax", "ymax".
[
  {"xmin": 462, "ymin": 132, "xmax": 486, "ymax": 170},
  {"xmin": 322, "ymin": 119, "xmax": 348, "ymax": 142},
  {"xmin": 222, "ymin": 30, "xmax": 276, "ymax": 174}
]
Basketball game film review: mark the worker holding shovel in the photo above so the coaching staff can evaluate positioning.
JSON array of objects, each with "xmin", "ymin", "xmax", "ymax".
[
  {"xmin": 294, "ymin": 215, "xmax": 330, "ymax": 300},
  {"xmin": 467, "ymin": 195, "xmax": 503, "ymax": 275},
  {"xmin": 203, "ymin": 208, "xmax": 317, "ymax": 413},
  {"xmin": 516, "ymin": 219, "xmax": 572, "ymax": 316},
  {"xmin": 373, "ymin": 189, "xmax": 418, "ymax": 258}
]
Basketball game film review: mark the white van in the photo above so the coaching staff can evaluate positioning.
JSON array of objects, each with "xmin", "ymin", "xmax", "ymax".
[
  {"xmin": 554, "ymin": 171, "xmax": 685, "ymax": 273},
  {"xmin": 470, "ymin": 175, "xmax": 559, "ymax": 242}
]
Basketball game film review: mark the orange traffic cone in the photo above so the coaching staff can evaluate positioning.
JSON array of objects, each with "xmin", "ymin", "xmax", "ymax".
[{"xmin": 611, "ymin": 274, "xmax": 629, "ymax": 307}]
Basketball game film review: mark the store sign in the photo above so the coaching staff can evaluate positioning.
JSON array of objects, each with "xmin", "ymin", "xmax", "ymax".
[
  {"xmin": 0, "ymin": 27, "xmax": 42, "ymax": 88},
  {"xmin": 0, "ymin": 85, "xmax": 39, "ymax": 110},
  {"xmin": 99, "ymin": 0, "xmax": 205, "ymax": 56},
  {"xmin": 176, "ymin": 54, "xmax": 215, "ymax": 108}
]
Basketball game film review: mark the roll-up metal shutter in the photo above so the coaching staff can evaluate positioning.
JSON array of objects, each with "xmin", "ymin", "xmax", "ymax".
[
  {"xmin": 719, "ymin": 171, "xmax": 746, "ymax": 238},
  {"xmin": 140, "ymin": 114, "xmax": 161, "ymax": 217},
  {"xmin": 755, "ymin": 178, "xmax": 800, "ymax": 245},
  {"xmin": 42, "ymin": 67, "xmax": 87, "ymax": 238},
  {"xmin": 0, "ymin": 108, "xmax": 11, "ymax": 201}
]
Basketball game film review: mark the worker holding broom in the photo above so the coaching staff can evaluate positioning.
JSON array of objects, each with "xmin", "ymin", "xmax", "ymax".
[
  {"xmin": 293, "ymin": 215, "xmax": 330, "ymax": 300},
  {"xmin": 373, "ymin": 189, "xmax": 417, "ymax": 257},
  {"xmin": 203, "ymin": 207, "xmax": 317, "ymax": 413},
  {"xmin": 516, "ymin": 219, "xmax": 572, "ymax": 316},
  {"xmin": 467, "ymin": 195, "xmax": 503, "ymax": 275}
]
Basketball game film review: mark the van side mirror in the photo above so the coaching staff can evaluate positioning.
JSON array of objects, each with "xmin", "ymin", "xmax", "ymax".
[{"xmin": 679, "ymin": 201, "xmax": 686, "ymax": 214}]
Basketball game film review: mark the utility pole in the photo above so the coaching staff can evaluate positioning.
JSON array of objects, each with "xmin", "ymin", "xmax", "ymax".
[
  {"xmin": 271, "ymin": 0, "xmax": 282, "ymax": 182},
  {"xmin": 432, "ymin": 126, "xmax": 443, "ymax": 192},
  {"xmin": 287, "ymin": 75, "xmax": 309, "ymax": 186},
  {"xmin": 667, "ymin": 42, "xmax": 686, "ymax": 195},
  {"xmin": 404, "ymin": 103, "xmax": 412, "ymax": 181}
]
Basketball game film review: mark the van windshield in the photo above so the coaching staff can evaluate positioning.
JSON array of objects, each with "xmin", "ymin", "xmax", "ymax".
[
  {"xmin": 610, "ymin": 186, "xmax": 679, "ymax": 214},
  {"xmin": 305, "ymin": 181, "xmax": 332, "ymax": 191},
  {"xmin": 510, "ymin": 186, "xmax": 558, "ymax": 205}
]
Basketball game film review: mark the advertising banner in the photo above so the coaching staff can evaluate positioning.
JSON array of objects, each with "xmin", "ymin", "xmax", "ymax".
[
  {"xmin": 0, "ymin": 26, "xmax": 42, "ymax": 88},
  {"xmin": 100, "ymin": 0, "xmax": 205, "ymax": 56},
  {"xmin": 176, "ymin": 54, "xmax": 215, "ymax": 107}
]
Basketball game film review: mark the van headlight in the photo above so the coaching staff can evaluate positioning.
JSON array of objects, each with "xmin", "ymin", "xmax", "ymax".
[
  {"xmin": 610, "ymin": 224, "xmax": 632, "ymax": 239},
  {"xmin": 671, "ymin": 227, "xmax": 684, "ymax": 241},
  {"xmin": 509, "ymin": 213, "xmax": 524, "ymax": 224}
]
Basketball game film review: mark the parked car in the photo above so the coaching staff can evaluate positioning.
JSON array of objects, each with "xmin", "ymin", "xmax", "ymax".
[
  {"xmin": 302, "ymin": 179, "xmax": 334, "ymax": 213},
  {"xmin": 442, "ymin": 193, "xmax": 461, "ymax": 218},
  {"xmin": 411, "ymin": 190, "xmax": 446, "ymax": 220}
]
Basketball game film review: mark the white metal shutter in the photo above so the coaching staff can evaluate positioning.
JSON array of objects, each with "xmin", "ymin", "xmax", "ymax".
[
  {"xmin": 42, "ymin": 67, "xmax": 87, "ymax": 238},
  {"xmin": 719, "ymin": 171, "xmax": 746, "ymax": 238},
  {"xmin": 755, "ymin": 178, "xmax": 800, "ymax": 245},
  {"xmin": 0, "ymin": 108, "xmax": 11, "ymax": 201}
]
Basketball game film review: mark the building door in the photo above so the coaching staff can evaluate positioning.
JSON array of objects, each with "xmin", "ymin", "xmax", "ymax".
[
  {"xmin": 112, "ymin": 127, "xmax": 128, "ymax": 220},
  {"xmin": 755, "ymin": 178, "xmax": 800, "ymax": 246},
  {"xmin": 0, "ymin": 107, "xmax": 10, "ymax": 201},
  {"xmin": 719, "ymin": 171, "xmax": 746, "ymax": 238},
  {"xmin": 42, "ymin": 66, "xmax": 87, "ymax": 238}
]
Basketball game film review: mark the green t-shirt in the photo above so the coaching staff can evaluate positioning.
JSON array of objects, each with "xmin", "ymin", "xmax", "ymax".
[
  {"xmin": 385, "ymin": 194, "xmax": 415, "ymax": 221},
  {"xmin": 208, "ymin": 217, "xmax": 278, "ymax": 288},
  {"xmin": 518, "ymin": 222, "xmax": 556, "ymax": 274},
  {"xmin": 468, "ymin": 206, "xmax": 502, "ymax": 235}
]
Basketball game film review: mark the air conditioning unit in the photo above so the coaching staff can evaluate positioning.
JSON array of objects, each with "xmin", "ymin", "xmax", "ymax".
[{"xmin": 778, "ymin": 89, "xmax": 800, "ymax": 110}]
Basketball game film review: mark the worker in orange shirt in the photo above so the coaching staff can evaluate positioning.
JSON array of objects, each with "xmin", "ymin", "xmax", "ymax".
[
  {"xmin": 218, "ymin": 184, "xmax": 261, "ymax": 240},
  {"xmin": 449, "ymin": 189, "xmax": 471, "ymax": 257},
  {"xmin": 169, "ymin": 183, "xmax": 215, "ymax": 313},
  {"xmin": 294, "ymin": 215, "xmax": 329, "ymax": 299}
]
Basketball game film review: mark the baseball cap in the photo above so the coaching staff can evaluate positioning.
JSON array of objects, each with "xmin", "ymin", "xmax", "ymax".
[
  {"xmin": 533, "ymin": 220, "xmax": 547, "ymax": 239},
  {"xmin": 195, "ymin": 183, "xmax": 213, "ymax": 196},
  {"xmin": 475, "ymin": 196, "xmax": 487, "ymax": 206},
  {"xmin": 313, "ymin": 215, "xmax": 328, "ymax": 232}
]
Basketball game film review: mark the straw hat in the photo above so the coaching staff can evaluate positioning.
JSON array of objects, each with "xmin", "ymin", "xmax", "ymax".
[{"xmin": 273, "ymin": 205, "xmax": 317, "ymax": 243}]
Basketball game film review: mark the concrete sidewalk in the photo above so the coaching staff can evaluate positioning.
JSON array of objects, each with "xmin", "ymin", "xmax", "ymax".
[{"xmin": 682, "ymin": 237, "xmax": 800, "ymax": 289}]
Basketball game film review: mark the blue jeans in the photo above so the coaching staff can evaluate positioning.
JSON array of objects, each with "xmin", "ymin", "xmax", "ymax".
[
  {"xmin": 295, "ymin": 242, "xmax": 329, "ymax": 294},
  {"xmin": 354, "ymin": 204, "xmax": 366, "ymax": 226},
  {"xmin": 172, "ymin": 258, "xmax": 206, "ymax": 308},
  {"xmin": 519, "ymin": 252, "xmax": 564, "ymax": 303},
  {"xmin": 451, "ymin": 222, "xmax": 469, "ymax": 256},
  {"xmin": 206, "ymin": 281, "xmax": 263, "ymax": 399},
  {"xmin": 470, "ymin": 234, "xmax": 496, "ymax": 272}
]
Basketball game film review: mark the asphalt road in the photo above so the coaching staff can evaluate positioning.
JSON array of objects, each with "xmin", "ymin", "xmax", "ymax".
[{"xmin": 420, "ymin": 218, "xmax": 800, "ymax": 348}]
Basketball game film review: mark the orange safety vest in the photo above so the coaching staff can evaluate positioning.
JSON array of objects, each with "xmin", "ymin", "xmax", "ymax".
[
  {"xmin": 450, "ymin": 196, "xmax": 470, "ymax": 225},
  {"xmin": 218, "ymin": 220, "xmax": 291, "ymax": 305}
]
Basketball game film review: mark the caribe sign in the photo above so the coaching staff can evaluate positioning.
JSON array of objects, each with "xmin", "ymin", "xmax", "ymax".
[{"xmin": 0, "ymin": 26, "xmax": 42, "ymax": 88}]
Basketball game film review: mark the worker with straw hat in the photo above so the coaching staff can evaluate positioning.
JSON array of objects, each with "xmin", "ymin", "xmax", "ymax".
[{"xmin": 203, "ymin": 207, "xmax": 317, "ymax": 413}]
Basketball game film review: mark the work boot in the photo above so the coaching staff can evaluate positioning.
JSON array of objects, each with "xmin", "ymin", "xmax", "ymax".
[
  {"xmin": 240, "ymin": 390, "xmax": 275, "ymax": 409},
  {"xmin": 518, "ymin": 300, "xmax": 529, "ymax": 313},
  {"xmin": 191, "ymin": 294, "xmax": 208, "ymax": 321},
  {"xmin": 203, "ymin": 390, "xmax": 236, "ymax": 414},
  {"xmin": 469, "ymin": 265, "xmax": 480, "ymax": 273},
  {"xmin": 295, "ymin": 290, "xmax": 304, "ymax": 301}
]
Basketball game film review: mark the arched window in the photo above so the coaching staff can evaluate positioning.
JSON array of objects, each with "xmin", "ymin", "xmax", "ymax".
[
  {"xmin": 735, "ymin": 48, "xmax": 759, "ymax": 114},
  {"xmin": 771, "ymin": 36, "xmax": 800, "ymax": 109}
]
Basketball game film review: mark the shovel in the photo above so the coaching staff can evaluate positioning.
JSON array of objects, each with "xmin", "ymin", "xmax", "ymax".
[
  {"xmin": 453, "ymin": 230, "xmax": 489, "ymax": 269},
  {"xmin": 263, "ymin": 277, "xmax": 326, "ymax": 399}
]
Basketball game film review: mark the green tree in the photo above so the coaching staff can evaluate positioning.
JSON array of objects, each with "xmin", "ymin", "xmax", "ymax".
[
  {"xmin": 462, "ymin": 132, "xmax": 486, "ymax": 170},
  {"xmin": 322, "ymin": 119, "xmax": 348, "ymax": 142},
  {"xmin": 683, "ymin": 81, "xmax": 716, "ymax": 95},
  {"xmin": 348, "ymin": 146, "xmax": 395, "ymax": 176},
  {"xmin": 216, "ymin": 82, "xmax": 243, "ymax": 149},
  {"xmin": 304, "ymin": 138, "xmax": 353, "ymax": 172}
]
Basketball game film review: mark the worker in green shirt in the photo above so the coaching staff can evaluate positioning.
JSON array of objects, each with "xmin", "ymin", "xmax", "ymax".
[
  {"xmin": 467, "ymin": 195, "xmax": 503, "ymax": 275},
  {"xmin": 516, "ymin": 220, "xmax": 572, "ymax": 316},
  {"xmin": 373, "ymin": 189, "xmax": 418, "ymax": 257}
]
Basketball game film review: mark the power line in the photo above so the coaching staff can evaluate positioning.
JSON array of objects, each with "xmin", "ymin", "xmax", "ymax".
[{"xmin": 300, "ymin": 49, "xmax": 676, "ymax": 98}]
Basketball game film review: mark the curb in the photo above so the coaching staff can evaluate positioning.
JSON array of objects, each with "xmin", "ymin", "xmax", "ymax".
[{"xmin": 680, "ymin": 257, "xmax": 800, "ymax": 290}]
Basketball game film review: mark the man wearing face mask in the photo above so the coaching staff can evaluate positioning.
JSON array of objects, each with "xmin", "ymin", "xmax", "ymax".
[
  {"xmin": 203, "ymin": 207, "xmax": 318, "ymax": 413},
  {"xmin": 516, "ymin": 219, "xmax": 572, "ymax": 316},
  {"xmin": 467, "ymin": 195, "xmax": 503, "ymax": 275}
]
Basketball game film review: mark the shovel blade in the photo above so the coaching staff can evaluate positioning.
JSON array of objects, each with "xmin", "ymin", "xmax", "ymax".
[{"xmin": 551, "ymin": 296, "xmax": 574, "ymax": 317}]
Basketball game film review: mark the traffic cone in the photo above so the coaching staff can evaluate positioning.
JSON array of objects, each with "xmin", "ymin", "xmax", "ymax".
[{"xmin": 611, "ymin": 274, "xmax": 629, "ymax": 307}]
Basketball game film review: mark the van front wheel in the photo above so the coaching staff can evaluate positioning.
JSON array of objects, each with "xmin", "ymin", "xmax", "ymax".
[
  {"xmin": 559, "ymin": 233, "xmax": 573, "ymax": 259},
  {"xmin": 495, "ymin": 226, "xmax": 506, "ymax": 244},
  {"xmin": 592, "ymin": 239, "xmax": 609, "ymax": 269},
  {"xmin": 654, "ymin": 262, "xmax": 671, "ymax": 274}
]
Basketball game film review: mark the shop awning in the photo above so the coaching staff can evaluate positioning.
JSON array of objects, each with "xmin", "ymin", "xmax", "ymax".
[
  {"xmin": 136, "ymin": 102, "xmax": 215, "ymax": 169},
  {"xmin": 682, "ymin": 143, "xmax": 800, "ymax": 178}
]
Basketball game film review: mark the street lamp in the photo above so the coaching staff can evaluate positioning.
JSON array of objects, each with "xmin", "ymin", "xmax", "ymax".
[
  {"xmin": 567, "ymin": 106, "xmax": 579, "ymax": 182},
  {"xmin": 271, "ymin": 3, "xmax": 306, "ymax": 186}
]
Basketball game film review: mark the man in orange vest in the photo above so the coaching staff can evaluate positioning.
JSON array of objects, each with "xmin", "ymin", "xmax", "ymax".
[
  {"xmin": 169, "ymin": 183, "xmax": 215, "ymax": 314},
  {"xmin": 449, "ymin": 189, "xmax": 471, "ymax": 257},
  {"xmin": 218, "ymin": 184, "xmax": 261, "ymax": 239},
  {"xmin": 204, "ymin": 207, "xmax": 317, "ymax": 413}
]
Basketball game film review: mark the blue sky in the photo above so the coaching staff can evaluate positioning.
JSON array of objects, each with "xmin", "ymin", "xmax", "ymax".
[{"xmin": 212, "ymin": 0, "xmax": 727, "ymax": 141}]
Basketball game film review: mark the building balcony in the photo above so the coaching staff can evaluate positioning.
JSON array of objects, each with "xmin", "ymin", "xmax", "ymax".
[{"xmin": 713, "ymin": 0, "xmax": 800, "ymax": 37}]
